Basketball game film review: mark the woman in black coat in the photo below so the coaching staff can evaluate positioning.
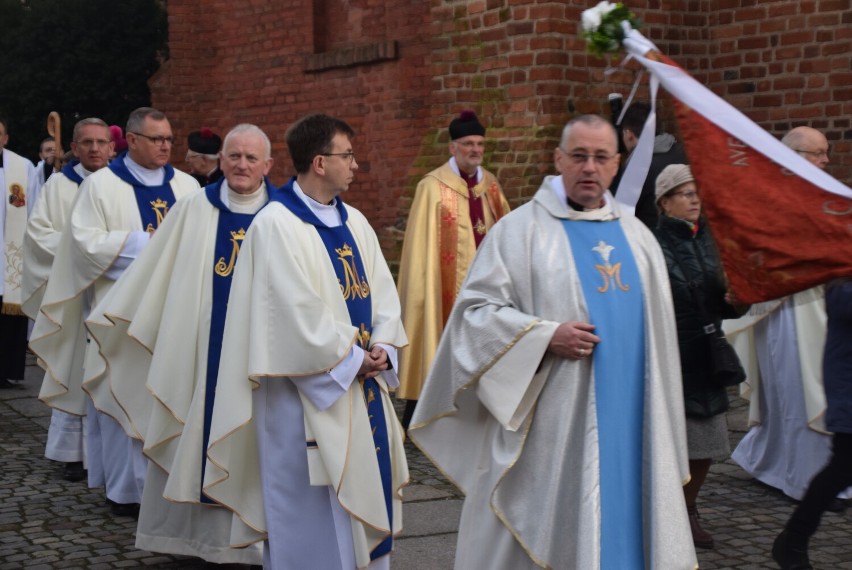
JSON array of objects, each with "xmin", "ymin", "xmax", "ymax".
[{"xmin": 653, "ymin": 164, "xmax": 747, "ymax": 550}]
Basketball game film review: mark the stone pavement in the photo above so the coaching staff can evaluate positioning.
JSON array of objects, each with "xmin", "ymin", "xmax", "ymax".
[{"xmin": 2, "ymin": 354, "xmax": 851, "ymax": 569}]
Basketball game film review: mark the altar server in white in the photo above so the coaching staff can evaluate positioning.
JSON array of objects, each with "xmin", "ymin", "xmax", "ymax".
[{"xmin": 204, "ymin": 114, "xmax": 408, "ymax": 570}]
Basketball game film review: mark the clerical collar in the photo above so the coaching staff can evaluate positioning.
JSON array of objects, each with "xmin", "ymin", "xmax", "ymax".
[
  {"xmin": 76, "ymin": 163, "xmax": 95, "ymax": 178},
  {"xmin": 124, "ymin": 154, "xmax": 165, "ymax": 186},
  {"xmin": 293, "ymin": 180, "xmax": 341, "ymax": 227},
  {"xmin": 448, "ymin": 156, "xmax": 481, "ymax": 185}
]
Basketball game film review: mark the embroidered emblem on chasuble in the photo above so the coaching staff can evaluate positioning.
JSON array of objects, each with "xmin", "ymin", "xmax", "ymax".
[
  {"xmin": 439, "ymin": 184, "xmax": 459, "ymax": 325},
  {"xmin": 8, "ymin": 183, "xmax": 25, "ymax": 207},
  {"xmin": 560, "ymin": 219, "xmax": 646, "ymax": 569},
  {"xmin": 107, "ymin": 155, "xmax": 177, "ymax": 234},
  {"xmin": 201, "ymin": 183, "xmax": 262, "ymax": 502}
]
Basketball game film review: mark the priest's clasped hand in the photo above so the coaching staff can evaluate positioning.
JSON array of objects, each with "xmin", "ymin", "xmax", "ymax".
[
  {"xmin": 359, "ymin": 346, "xmax": 389, "ymax": 378},
  {"xmin": 547, "ymin": 321, "xmax": 601, "ymax": 360}
]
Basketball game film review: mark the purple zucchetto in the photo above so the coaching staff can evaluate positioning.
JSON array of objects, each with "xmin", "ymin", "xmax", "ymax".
[{"xmin": 449, "ymin": 110, "xmax": 486, "ymax": 140}]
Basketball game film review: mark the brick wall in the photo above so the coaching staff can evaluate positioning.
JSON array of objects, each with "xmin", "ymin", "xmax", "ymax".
[{"xmin": 152, "ymin": 0, "xmax": 851, "ymax": 269}]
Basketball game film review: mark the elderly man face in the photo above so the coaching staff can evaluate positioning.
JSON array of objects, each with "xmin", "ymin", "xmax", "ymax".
[
  {"xmin": 449, "ymin": 134, "xmax": 485, "ymax": 177},
  {"xmin": 786, "ymin": 127, "xmax": 830, "ymax": 170},
  {"xmin": 555, "ymin": 121, "xmax": 620, "ymax": 208},
  {"xmin": 220, "ymin": 130, "xmax": 273, "ymax": 195}
]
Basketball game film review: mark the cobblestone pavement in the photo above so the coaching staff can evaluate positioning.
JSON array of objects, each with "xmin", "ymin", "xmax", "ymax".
[{"xmin": 2, "ymin": 355, "xmax": 851, "ymax": 569}]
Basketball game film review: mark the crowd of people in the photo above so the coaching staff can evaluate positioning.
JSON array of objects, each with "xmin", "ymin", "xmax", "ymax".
[{"xmin": 0, "ymin": 104, "xmax": 846, "ymax": 569}]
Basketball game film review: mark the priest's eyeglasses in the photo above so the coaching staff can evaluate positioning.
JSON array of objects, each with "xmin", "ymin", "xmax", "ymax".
[
  {"xmin": 320, "ymin": 151, "xmax": 356, "ymax": 163},
  {"xmin": 130, "ymin": 132, "xmax": 177, "ymax": 146},
  {"xmin": 794, "ymin": 148, "xmax": 829, "ymax": 159},
  {"xmin": 561, "ymin": 149, "xmax": 617, "ymax": 165},
  {"xmin": 75, "ymin": 139, "xmax": 111, "ymax": 149}
]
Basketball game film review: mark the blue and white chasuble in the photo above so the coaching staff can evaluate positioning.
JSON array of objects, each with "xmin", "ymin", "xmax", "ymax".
[
  {"xmin": 277, "ymin": 184, "xmax": 394, "ymax": 560},
  {"xmin": 60, "ymin": 160, "xmax": 84, "ymax": 186},
  {"xmin": 108, "ymin": 153, "xmax": 177, "ymax": 233},
  {"xmin": 561, "ymin": 218, "xmax": 646, "ymax": 570},
  {"xmin": 199, "ymin": 180, "xmax": 268, "ymax": 501}
]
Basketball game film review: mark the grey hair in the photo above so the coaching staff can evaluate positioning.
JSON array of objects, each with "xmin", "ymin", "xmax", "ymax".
[
  {"xmin": 72, "ymin": 118, "xmax": 109, "ymax": 142},
  {"xmin": 126, "ymin": 107, "xmax": 167, "ymax": 134},
  {"xmin": 559, "ymin": 114, "xmax": 618, "ymax": 150},
  {"xmin": 222, "ymin": 124, "xmax": 272, "ymax": 159}
]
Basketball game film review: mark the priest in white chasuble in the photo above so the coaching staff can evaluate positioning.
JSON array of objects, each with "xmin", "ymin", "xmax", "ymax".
[
  {"xmin": 84, "ymin": 124, "xmax": 274, "ymax": 564},
  {"xmin": 30, "ymin": 107, "xmax": 199, "ymax": 516},
  {"xmin": 410, "ymin": 115, "xmax": 698, "ymax": 570},
  {"xmin": 204, "ymin": 114, "xmax": 408, "ymax": 570},
  {"xmin": 22, "ymin": 118, "xmax": 113, "ymax": 483}
]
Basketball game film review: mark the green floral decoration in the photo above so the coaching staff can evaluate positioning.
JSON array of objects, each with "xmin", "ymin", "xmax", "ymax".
[{"xmin": 581, "ymin": 2, "xmax": 641, "ymax": 58}]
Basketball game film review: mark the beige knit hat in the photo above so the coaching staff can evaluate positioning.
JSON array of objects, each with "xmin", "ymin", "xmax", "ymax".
[{"xmin": 655, "ymin": 164, "xmax": 694, "ymax": 203}]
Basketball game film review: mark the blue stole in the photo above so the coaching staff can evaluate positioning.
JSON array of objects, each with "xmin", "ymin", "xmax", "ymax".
[
  {"xmin": 275, "ymin": 181, "xmax": 393, "ymax": 560},
  {"xmin": 199, "ymin": 179, "xmax": 269, "ymax": 502},
  {"xmin": 108, "ymin": 152, "xmax": 177, "ymax": 233},
  {"xmin": 60, "ymin": 160, "xmax": 84, "ymax": 185},
  {"xmin": 560, "ymin": 218, "xmax": 646, "ymax": 570}
]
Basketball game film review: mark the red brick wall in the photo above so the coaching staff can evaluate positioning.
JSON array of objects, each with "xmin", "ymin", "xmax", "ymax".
[{"xmin": 152, "ymin": 0, "xmax": 851, "ymax": 268}]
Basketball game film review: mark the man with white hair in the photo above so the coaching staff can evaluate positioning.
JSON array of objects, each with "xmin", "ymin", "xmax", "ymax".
[
  {"xmin": 731, "ymin": 126, "xmax": 850, "ymax": 510},
  {"xmin": 84, "ymin": 124, "xmax": 271, "ymax": 563}
]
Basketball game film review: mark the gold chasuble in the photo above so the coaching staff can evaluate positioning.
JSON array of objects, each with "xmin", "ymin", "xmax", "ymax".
[{"xmin": 396, "ymin": 162, "xmax": 509, "ymax": 400}]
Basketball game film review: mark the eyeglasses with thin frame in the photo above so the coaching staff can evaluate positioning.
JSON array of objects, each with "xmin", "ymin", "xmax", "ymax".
[
  {"xmin": 75, "ymin": 139, "xmax": 111, "ymax": 149},
  {"xmin": 129, "ymin": 131, "xmax": 177, "ymax": 146},
  {"xmin": 320, "ymin": 151, "xmax": 356, "ymax": 163},
  {"xmin": 560, "ymin": 147, "xmax": 617, "ymax": 166},
  {"xmin": 794, "ymin": 148, "xmax": 829, "ymax": 159},
  {"xmin": 670, "ymin": 190, "xmax": 700, "ymax": 201}
]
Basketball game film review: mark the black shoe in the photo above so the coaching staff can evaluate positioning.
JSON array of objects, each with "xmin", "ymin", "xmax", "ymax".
[
  {"xmin": 826, "ymin": 497, "xmax": 847, "ymax": 513},
  {"xmin": 63, "ymin": 462, "xmax": 86, "ymax": 482},
  {"xmin": 108, "ymin": 500, "xmax": 140, "ymax": 519},
  {"xmin": 772, "ymin": 530, "xmax": 812, "ymax": 570},
  {"xmin": 0, "ymin": 378, "xmax": 22, "ymax": 390}
]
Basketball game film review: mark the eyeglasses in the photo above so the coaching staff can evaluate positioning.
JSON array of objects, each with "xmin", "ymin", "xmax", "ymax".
[
  {"xmin": 561, "ymin": 148, "xmax": 617, "ymax": 165},
  {"xmin": 129, "ymin": 132, "xmax": 176, "ymax": 146},
  {"xmin": 794, "ymin": 148, "xmax": 829, "ymax": 159},
  {"xmin": 670, "ymin": 190, "xmax": 700, "ymax": 200},
  {"xmin": 75, "ymin": 139, "xmax": 111, "ymax": 149},
  {"xmin": 320, "ymin": 152, "xmax": 356, "ymax": 163}
]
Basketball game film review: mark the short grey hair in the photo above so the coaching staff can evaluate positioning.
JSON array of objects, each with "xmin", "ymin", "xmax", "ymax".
[
  {"xmin": 222, "ymin": 124, "xmax": 271, "ymax": 159},
  {"xmin": 72, "ymin": 118, "xmax": 108, "ymax": 142},
  {"xmin": 559, "ymin": 114, "xmax": 618, "ymax": 150},
  {"xmin": 126, "ymin": 107, "xmax": 167, "ymax": 134}
]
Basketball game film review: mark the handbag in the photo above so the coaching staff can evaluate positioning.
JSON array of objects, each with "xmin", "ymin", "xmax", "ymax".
[
  {"xmin": 662, "ymin": 228, "xmax": 746, "ymax": 388},
  {"xmin": 703, "ymin": 323, "xmax": 746, "ymax": 388}
]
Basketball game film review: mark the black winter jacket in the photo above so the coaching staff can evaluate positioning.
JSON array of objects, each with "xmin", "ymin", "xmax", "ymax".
[{"xmin": 655, "ymin": 215, "xmax": 744, "ymax": 418}]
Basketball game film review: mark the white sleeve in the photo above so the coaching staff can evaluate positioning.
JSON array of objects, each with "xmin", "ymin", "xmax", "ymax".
[{"xmin": 290, "ymin": 345, "xmax": 365, "ymax": 412}]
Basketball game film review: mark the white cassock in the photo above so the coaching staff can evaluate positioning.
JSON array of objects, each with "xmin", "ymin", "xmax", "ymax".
[
  {"xmin": 726, "ymin": 288, "xmax": 852, "ymax": 500},
  {"xmin": 30, "ymin": 158, "xmax": 198, "ymax": 503},
  {"xmin": 203, "ymin": 182, "xmax": 409, "ymax": 570},
  {"xmin": 85, "ymin": 182, "xmax": 267, "ymax": 564},
  {"xmin": 22, "ymin": 161, "xmax": 91, "ymax": 463},
  {"xmin": 409, "ymin": 179, "xmax": 698, "ymax": 570}
]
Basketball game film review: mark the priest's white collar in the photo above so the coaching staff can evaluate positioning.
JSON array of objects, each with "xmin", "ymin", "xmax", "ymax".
[
  {"xmin": 449, "ymin": 156, "xmax": 482, "ymax": 184},
  {"xmin": 124, "ymin": 154, "xmax": 165, "ymax": 186},
  {"xmin": 293, "ymin": 180, "xmax": 342, "ymax": 227}
]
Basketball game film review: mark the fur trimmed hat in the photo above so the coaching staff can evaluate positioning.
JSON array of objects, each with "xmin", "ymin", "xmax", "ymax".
[
  {"xmin": 187, "ymin": 127, "xmax": 222, "ymax": 155},
  {"xmin": 449, "ymin": 110, "xmax": 486, "ymax": 140}
]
